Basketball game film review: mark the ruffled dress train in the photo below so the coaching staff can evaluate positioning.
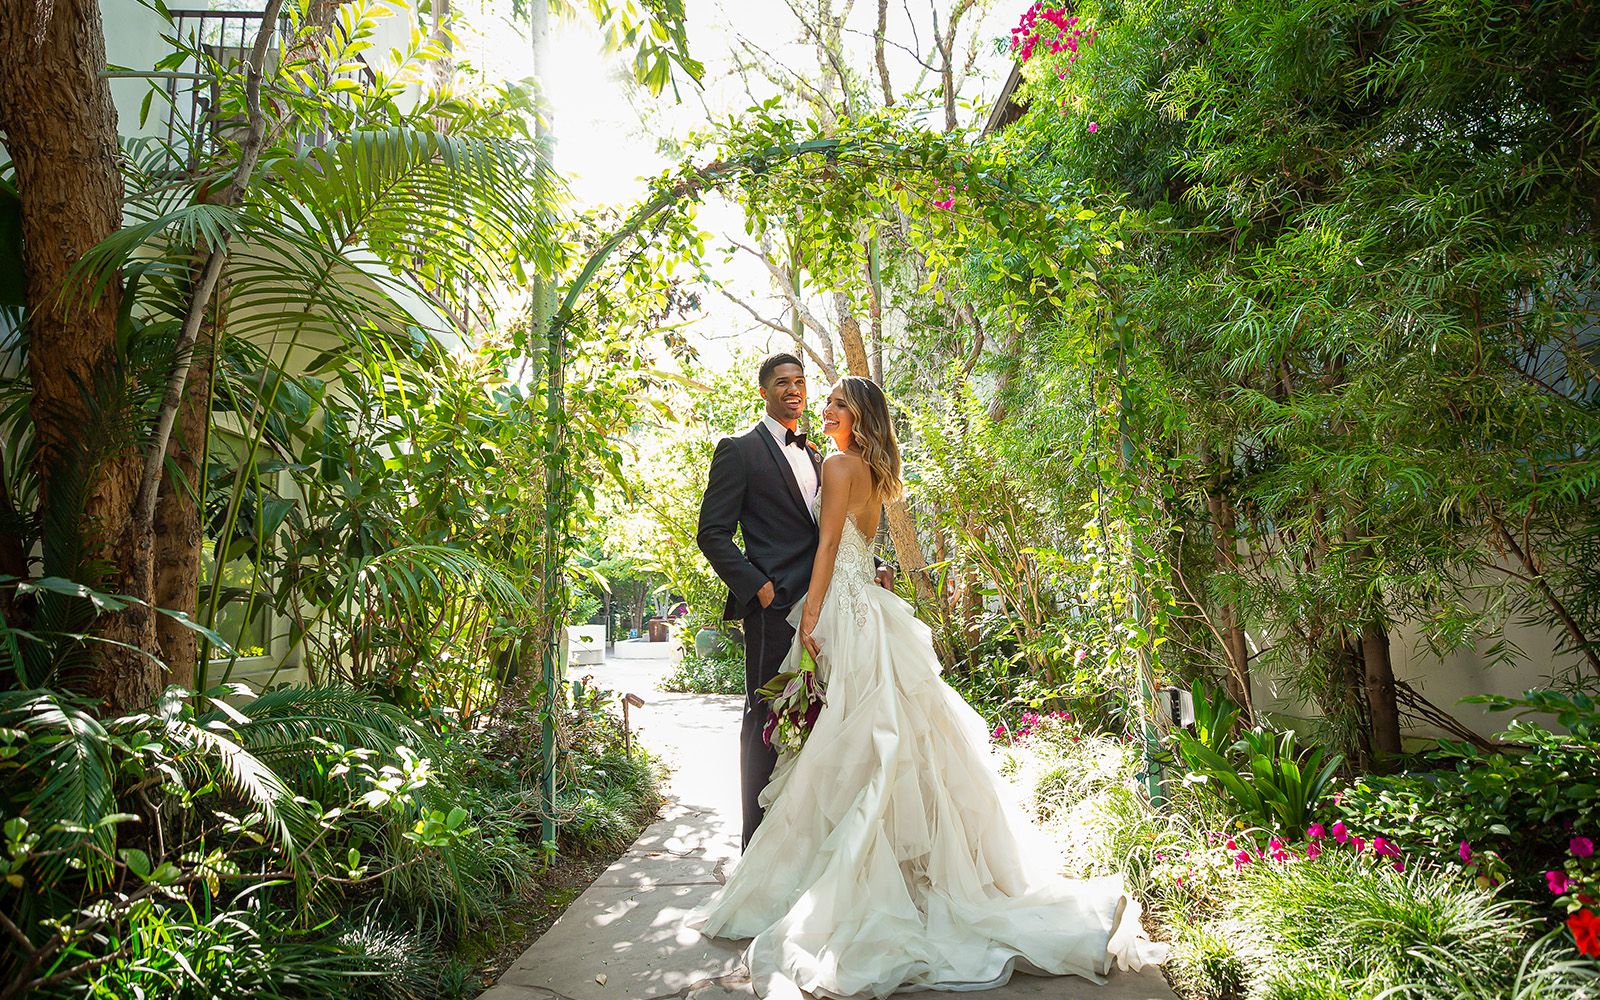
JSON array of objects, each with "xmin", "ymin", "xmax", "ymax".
[{"xmin": 689, "ymin": 513, "xmax": 1167, "ymax": 998}]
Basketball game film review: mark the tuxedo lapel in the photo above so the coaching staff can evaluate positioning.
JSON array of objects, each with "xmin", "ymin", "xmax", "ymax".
[{"xmin": 753, "ymin": 422, "xmax": 811, "ymax": 518}]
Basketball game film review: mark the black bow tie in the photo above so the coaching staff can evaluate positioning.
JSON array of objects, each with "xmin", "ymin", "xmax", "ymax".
[{"xmin": 785, "ymin": 428, "xmax": 807, "ymax": 449}]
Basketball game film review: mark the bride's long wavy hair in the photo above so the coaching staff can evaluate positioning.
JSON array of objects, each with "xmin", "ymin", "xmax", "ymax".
[{"xmin": 837, "ymin": 376, "xmax": 903, "ymax": 502}]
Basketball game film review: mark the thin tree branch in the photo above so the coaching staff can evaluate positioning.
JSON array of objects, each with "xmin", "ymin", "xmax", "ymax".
[
  {"xmin": 716, "ymin": 285, "xmax": 836, "ymax": 377},
  {"xmin": 1485, "ymin": 505, "xmax": 1600, "ymax": 676},
  {"xmin": 876, "ymin": 0, "xmax": 897, "ymax": 102},
  {"xmin": 727, "ymin": 237, "xmax": 833, "ymax": 342},
  {"xmin": 134, "ymin": 0, "xmax": 288, "ymax": 531}
]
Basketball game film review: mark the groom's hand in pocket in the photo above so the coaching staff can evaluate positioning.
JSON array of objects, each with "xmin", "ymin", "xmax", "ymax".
[
  {"xmin": 757, "ymin": 580, "xmax": 776, "ymax": 608},
  {"xmin": 875, "ymin": 565, "xmax": 895, "ymax": 591}
]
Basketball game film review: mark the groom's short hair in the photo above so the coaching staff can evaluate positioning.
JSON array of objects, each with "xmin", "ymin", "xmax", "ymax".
[{"xmin": 758, "ymin": 351, "xmax": 804, "ymax": 388}]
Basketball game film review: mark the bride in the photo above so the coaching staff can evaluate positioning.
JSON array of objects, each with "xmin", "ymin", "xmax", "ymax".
[{"xmin": 690, "ymin": 376, "xmax": 1167, "ymax": 999}]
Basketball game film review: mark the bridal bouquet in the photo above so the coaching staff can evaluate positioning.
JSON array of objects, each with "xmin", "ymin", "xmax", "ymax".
[{"xmin": 758, "ymin": 649, "xmax": 825, "ymax": 754}]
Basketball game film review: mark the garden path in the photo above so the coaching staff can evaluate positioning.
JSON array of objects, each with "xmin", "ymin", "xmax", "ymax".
[{"xmin": 477, "ymin": 647, "xmax": 1176, "ymax": 1000}]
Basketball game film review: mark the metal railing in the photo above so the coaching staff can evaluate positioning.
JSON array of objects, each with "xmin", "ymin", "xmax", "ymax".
[{"xmin": 156, "ymin": 8, "xmax": 376, "ymax": 167}]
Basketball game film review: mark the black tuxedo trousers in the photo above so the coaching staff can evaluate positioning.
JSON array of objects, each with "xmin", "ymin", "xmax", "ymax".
[{"xmin": 696, "ymin": 424, "xmax": 820, "ymax": 848}]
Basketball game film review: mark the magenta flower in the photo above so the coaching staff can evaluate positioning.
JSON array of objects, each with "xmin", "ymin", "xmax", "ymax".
[
  {"xmin": 1459, "ymin": 840, "xmax": 1473, "ymax": 864},
  {"xmin": 1373, "ymin": 837, "xmax": 1400, "ymax": 859},
  {"xmin": 1331, "ymin": 821, "xmax": 1349, "ymax": 845},
  {"xmin": 1307, "ymin": 823, "xmax": 1325, "ymax": 840},
  {"xmin": 1393, "ymin": 860, "xmax": 1406, "ymax": 873},
  {"xmin": 1572, "ymin": 836, "xmax": 1595, "ymax": 859},
  {"xmin": 1234, "ymin": 850, "xmax": 1252, "ymax": 869},
  {"xmin": 1225, "ymin": 838, "xmax": 1238, "ymax": 851},
  {"xmin": 1086, "ymin": 121, "xmax": 1098, "ymax": 133},
  {"xmin": 1351, "ymin": 835, "xmax": 1367, "ymax": 855},
  {"xmin": 1306, "ymin": 841, "xmax": 1322, "ymax": 860},
  {"xmin": 1548, "ymin": 870, "xmax": 1573, "ymax": 894}
]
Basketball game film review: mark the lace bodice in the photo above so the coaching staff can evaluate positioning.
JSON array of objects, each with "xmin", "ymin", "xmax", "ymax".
[{"xmin": 814, "ymin": 496, "xmax": 874, "ymax": 627}]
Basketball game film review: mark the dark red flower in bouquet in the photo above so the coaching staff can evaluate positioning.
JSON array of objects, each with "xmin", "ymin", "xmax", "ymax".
[
  {"xmin": 802, "ymin": 671, "xmax": 823, "ymax": 729},
  {"xmin": 1569, "ymin": 908, "xmax": 1600, "ymax": 957},
  {"xmin": 758, "ymin": 664, "xmax": 826, "ymax": 750}
]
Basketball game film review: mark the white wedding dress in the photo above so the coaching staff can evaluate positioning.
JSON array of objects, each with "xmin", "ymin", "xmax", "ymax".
[{"xmin": 690, "ymin": 506, "xmax": 1168, "ymax": 999}]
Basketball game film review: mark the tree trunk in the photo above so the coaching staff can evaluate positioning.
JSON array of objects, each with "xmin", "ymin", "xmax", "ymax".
[
  {"xmin": 429, "ymin": 0, "xmax": 454, "ymax": 98},
  {"xmin": 873, "ymin": 0, "xmax": 894, "ymax": 106},
  {"xmin": 153, "ymin": 329, "xmax": 212, "ymax": 689},
  {"xmin": 1361, "ymin": 619, "xmax": 1402, "ymax": 758},
  {"xmin": 865, "ymin": 241, "xmax": 883, "ymax": 383},
  {"xmin": 885, "ymin": 497, "xmax": 938, "ymax": 610},
  {"xmin": 0, "ymin": 0, "xmax": 160, "ymax": 711},
  {"xmin": 1346, "ymin": 526, "xmax": 1401, "ymax": 758},
  {"xmin": 986, "ymin": 316, "xmax": 1022, "ymax": 423},
  {"xmin": 834, "ymin": 291, "xmax": 870, "ymax": 378},
  {"xmin": 1202, "ymin": 442, "xmax": 1253, "ymax": 716}
]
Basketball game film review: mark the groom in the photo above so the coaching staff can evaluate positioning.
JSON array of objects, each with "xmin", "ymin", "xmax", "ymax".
[{"xmin": 697, "ymin": 352, "xmax": 888, "ymax": 849}]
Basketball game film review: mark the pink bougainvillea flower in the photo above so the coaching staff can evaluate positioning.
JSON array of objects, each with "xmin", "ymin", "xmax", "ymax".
[
  {"xmin": 1351, "ymin": 836, "xmax": 1367, "ymax": 855},
  {"xmin": 1460, "ymin": 840, "xmax": 1473, "ymax": 864},
  {"xmin": 1549, "ymin": 870, "xmax": 1574, "ymax": 895},
  {"xmin": 1224, "ymin": 838, "xmax": 1238, "ymax": 851},
  {"xmin": 1269, "ymin": 838, "xmax": 1291, "ymax": 863},
  {"xmin": 1393, "ymin": 860, "xmax": 1406, "ymax": 873},
  {"xmin": 1572, "ymin": 836, "xmax": 1595, "ymax": 859},
  {"xmin": 1234, "ymin": 850, "xmax": 1252, "ymax": 869},
  {"xmin": 1306, "ymin": 841, "xmax": 1322, "ymax": 860},
  {"xmin": 1307, "ymin": 823, "xmax": 1325, "ymax": 840},
  {"xmin": 1373, "ymin": 837, "xmax": 1400, "ymax": 859},
  {"xmin": 1087, "ymin": 121, "xmax": 1098, "ymax": 133},
  {"xmin": 1332, "ymin": 821, "xmax": 1350, "ymax": 844}
]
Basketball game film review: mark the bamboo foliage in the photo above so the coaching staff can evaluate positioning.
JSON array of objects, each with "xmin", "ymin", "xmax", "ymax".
[{"xmin": 931, "ymin": 0, "xmax": 1600, "ymax": 758}]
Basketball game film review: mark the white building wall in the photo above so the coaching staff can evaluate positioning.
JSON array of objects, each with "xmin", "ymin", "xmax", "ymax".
[{"xmin": 103, "ymin": 0, "xmax": 176, "ymax": 139}]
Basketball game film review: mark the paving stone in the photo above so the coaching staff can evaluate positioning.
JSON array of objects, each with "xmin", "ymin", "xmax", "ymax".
[
  {"xmin": 590, "ymin": 847, "xmax": 720, "ymax": 888},
  {"xmin": 490, "ymin": 882, "xmax": 743, "ymax": 1000}
]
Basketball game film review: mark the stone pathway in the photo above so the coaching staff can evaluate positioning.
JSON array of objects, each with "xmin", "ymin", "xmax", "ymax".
[{"xmin": 478, "ymin": 649, "xmax": 1177, "ymax": 1000}]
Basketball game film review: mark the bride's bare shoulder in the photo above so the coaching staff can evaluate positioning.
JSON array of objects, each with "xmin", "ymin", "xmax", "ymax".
[{"xmin": 822, "ymin": 451, "xmax": 869, "ymax": 478}]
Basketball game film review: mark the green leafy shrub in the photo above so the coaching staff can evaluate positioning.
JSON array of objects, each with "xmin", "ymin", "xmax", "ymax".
[
  {"xmin": 1174, "ymin": 725, "xmax": 1342, "ymax": 836},
  {"xmin": 1334, "ymin": 690, "xmax": 1600, "ymax": 901},
  {"xmin": 661, "ymin": 644, "xmax": 744, "ymax": 695}
]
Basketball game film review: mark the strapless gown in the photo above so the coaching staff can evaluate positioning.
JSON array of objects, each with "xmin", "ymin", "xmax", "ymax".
[{"xmin": 689, "ymin": 509, "xmax": 1167, "ymax": 999}]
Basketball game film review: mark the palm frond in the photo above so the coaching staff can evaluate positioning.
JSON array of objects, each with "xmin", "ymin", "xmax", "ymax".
[
  {"xmin": 336, "ymin": 544, "xmax": 530, "ymax": 622},
  {"xmin": 133, "ymin": 687, "xmax": 318, "ymax": 863},
  {"xmin": 206, "ymin": 684, "xmax": 426, "ymax": 761},
  {"xmin": 261, "ymin": 126, "xmax": 563, "ymax": 293},
  {"xmin": 0, "ymin": 689, "xmax": 118, "ymax": 883}
]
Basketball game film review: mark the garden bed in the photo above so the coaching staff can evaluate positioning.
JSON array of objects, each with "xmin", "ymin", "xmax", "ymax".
[{"xmin": 988, "ymin": 701, "xmax": 1600, "ymax": 1000}]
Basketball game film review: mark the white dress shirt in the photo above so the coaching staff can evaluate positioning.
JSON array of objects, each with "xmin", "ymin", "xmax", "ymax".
[{"xmin": 761, "ymin": 414, "xmax": 819, "ymax": 518}]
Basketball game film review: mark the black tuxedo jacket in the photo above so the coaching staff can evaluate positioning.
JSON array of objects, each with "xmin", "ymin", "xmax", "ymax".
[{"xmin": 697, "ymin": 423, "xmax": 822, "ymax": 620}]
